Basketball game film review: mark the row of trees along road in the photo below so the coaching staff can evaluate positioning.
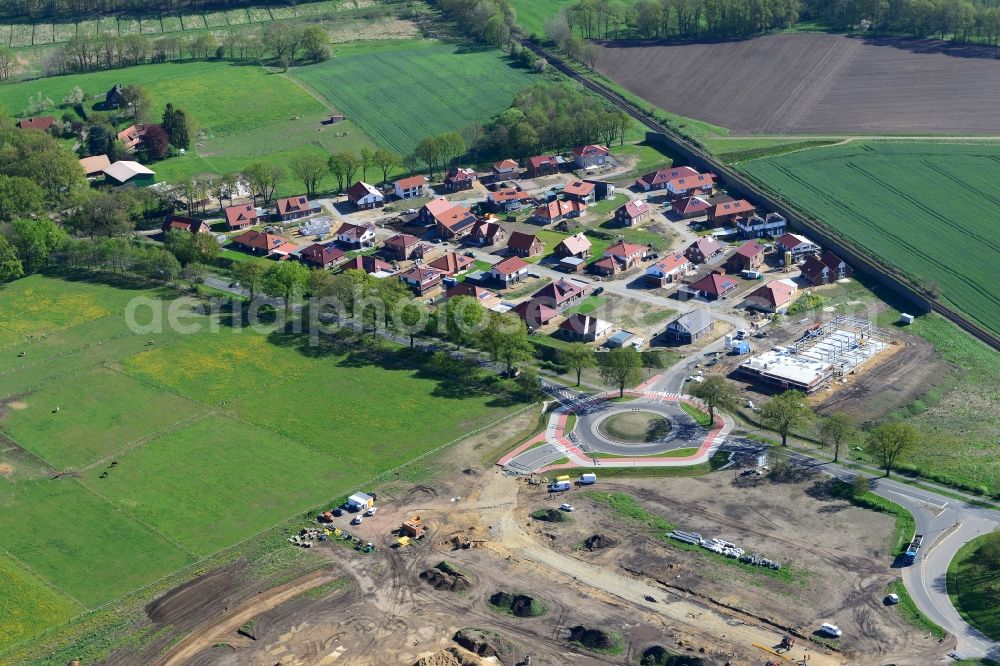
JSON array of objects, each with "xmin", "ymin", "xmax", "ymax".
[{"xmin": 690, "ymin": 376, "xmax": 920, "ymax": 477}]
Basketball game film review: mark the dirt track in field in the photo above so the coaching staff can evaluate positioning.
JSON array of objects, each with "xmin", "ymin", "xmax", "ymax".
[{"xmin": 595, "ymin": 33, "xmax": 1000, "ymax": 135}]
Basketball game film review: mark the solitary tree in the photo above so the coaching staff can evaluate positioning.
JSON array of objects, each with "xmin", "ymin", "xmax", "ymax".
[
  {"xmin": 865, "ymin": 422, "xmax": 918, "ymax": 477},
  {"xmin": 760, "ymin": 390, "xmax": 811, "ymax": 447},
  {"xmin": 598, "ymin": 346, "xmax": 643, "ymax": 398},
  {"xmin": 262, "ymin": 261, "xmax": 310, "ymax": 312},
  {"xmin": 399, "ymin": 302, "xmax": 426, "ymax": 349},
  {"xmin": 820, "ymin": 412, "xmax": 858, "ymax": 463},
  {"xmin": 231, "ymin": 261, "xmax": 266, "ymax": 300},
  {"xmin": 359, "ymin": 147, "xmax": 375, "ymax": 183},
  {"xmin": 689, "ymin": 375, "xmax": 739, "ymax": 423},
  {"xmin": 559, "ymin": 342, "xmax": 596, "ymax": 387}
]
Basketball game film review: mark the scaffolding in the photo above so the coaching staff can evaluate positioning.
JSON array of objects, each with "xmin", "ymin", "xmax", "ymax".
[{"xmin": 791, "ymin": 316, "xmax": 888, "ymax": 375}]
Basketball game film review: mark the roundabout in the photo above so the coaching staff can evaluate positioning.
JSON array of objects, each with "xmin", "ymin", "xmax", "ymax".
[
  {"xmin": 596, "ymin": 410, "xmax": 671, "ymax": 444},
  {"xmin": 573, "ymin": 396, "xmax": 709, "ymax": 457}
]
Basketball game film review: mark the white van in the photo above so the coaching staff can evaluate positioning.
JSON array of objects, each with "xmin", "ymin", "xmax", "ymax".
[
  {"xmin": 548, "ymin": 481, "xmax": 572, "ymax": 492},
  {"xmin": 578, "ymin": 473, "xmax": 597, "ymax": 485}
]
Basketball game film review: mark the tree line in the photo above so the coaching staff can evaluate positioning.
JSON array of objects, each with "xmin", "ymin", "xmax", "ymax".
[
  {"xmin": 0, "ymin": 0, "xmax": 307, "ymax": 21},
  {"xmin": 30, "ymin": 21, "xmax": 330, "ymax": 77},
  {"xmin": 802, "ymin": 0, "xmax": 1000, "ymax": 43}
]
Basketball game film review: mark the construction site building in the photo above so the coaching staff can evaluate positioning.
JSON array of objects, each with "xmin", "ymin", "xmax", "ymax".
[{"xmin": 401, "ymin": 517, "xmax": 425, "ymax": 539}]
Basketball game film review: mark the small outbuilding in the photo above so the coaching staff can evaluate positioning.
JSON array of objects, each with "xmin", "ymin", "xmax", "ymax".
[{"xmin": 347, "ymin": 492, "xmax": 374, "ymax": 511}]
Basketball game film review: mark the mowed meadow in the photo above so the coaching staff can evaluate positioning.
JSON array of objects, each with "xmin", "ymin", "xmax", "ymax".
[
  {"xmin": 291, "ymin": 40, "xmax": 539, "ymax": 155},
  {"xmin": 740, "ymin": 141, "xmax": 1000, "ymax": 338},
  {"xmin": 0, "ymin": 275, "xmax": 524, "ymax": 650}
]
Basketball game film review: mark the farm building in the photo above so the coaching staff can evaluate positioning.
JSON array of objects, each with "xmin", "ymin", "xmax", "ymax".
[
  {"xmin": 79, "ymin": 154, "xmax": 111, "ymax": 177},
  {"xmin": 559, "ymin": 314, "xmax": 614, "ymax": 342},
  {"xmin": 532, "ymin": 199, "xmax": 586, "ymax": 224},
  {"xmin": 614, "ymin": 199, "xmax": 652, "ymax": 227},
  {"xmin": 527, "ymin": 155, "xmax": 560, "ymax": 177},
  {"xmin": 399, "ymin": 266, "xmax": 443, "ymax": 295},
  {"xmin": 444, "ymin": 167, "xmax": 477, "ymax": 192},
  {"xmin": 573, "ymin": 144, "xmax": 610, "ymax": 169},
  {"xmin": 663, "ymin": 309, "xmax": 714, "ymax": 344},
  {"xmin": 737, "ymin": 213, "xmax": 786, "ymax": 239},
  {"xmin": 393, "ymin": 175, "xmax": 428, "ymax": 200},
  {"xmin": 383, "ymin": 233, "xmax": 422, "ymax": 261},
  {"xmin": 512, "ymin": 299, "xmax": 559, "ymax": 330},
  {"xmin": 743, "ymin": 279, "xmax": 798, "ymax": 313},
  {"xmin": 635, "ymin": 166, "xmax": 699, "ymax": 192},
  {"xmin": 563, "ymin": 180, "xmax": 597, "ymax": 204},
  {"xmin": 553, "ymin": 233, "xmax": 592, "ymax": 260},
  {"xmin": 105, "ymin": 84, "xmax": 126, "ymax": 109},
  {"xmin": 224, "ymin": 203, "xmax": 258, "ymax": 230},
  {"xmin": 346, "ymin": 182, "xmax": 384, "ymax": 211},
  {"xmin": 775, "ymin": 233, "xmax": 820, "ymax": 261},
  {"xmin": 299, "ymin": 243, "xmax": 345, "ymax": 269},
  {"xmin": 685, "ymin": 237, "xmax": 724, "ymax": 264},
  {"xmin": 645, "ymin": 252, "xmax": 692, "ymax": 287},
  {"xmin": 17, "ymin": 116, "xmax": 56, "ymax": 131},
  {"xmin": 678, "ymin": 272, "xmax": 739, "ymax": 301},
  {"xmin": 725, "ymin": 240, "xmax": 765, "ymax": 273},
  {"xmin": 800, "ymin": 251, "xmax": 852, "ymax": 286},
  {"xmin": 334, "ymin": 222, "xmax": 375, "ymax": 248},
  {"xmin": 492, "ymin": 159, "xmax": 519, "ymax": 180},
  {"xmin": 507, "ymin": 232, "xmax": 543, "ymax": 258},
  {"xmin": 102, "ymin": 160, "xmax": 155, "ymax": 186},
  {"xmin": 491, "ymin": 256, "xmax": 530, "ymax": 286},
  {"xmin": 117, "ymin": 123, "xmax": 158, "ymax": 151}
]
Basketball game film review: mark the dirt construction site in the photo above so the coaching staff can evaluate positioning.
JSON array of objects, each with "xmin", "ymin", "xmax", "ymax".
[{"xmin": 118, "ymin": 419, "xmax": 951, "ymax": 666}]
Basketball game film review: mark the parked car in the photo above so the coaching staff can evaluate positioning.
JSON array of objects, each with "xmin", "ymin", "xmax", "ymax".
[
  {"xmin": 884, "ymin": 593, "xmax": 900, "ymax": 605},
  {"xmin": 364, "ymin": 506, "xmax": 378, "ymax": 517},
  {"xmin": 332, "ymin": 508, "xmax": 344, "ymax": 517},
  {"xmin": 819, "ymin": 623, "xmax": 842, "ymax": 638},
  {"xmin": 351, "ymin": 515, "xmax": 363, "ymax": 525},
  {"xmin": 593, "ymin": 286, "xmax": 604, "ymax": 295},
  {"xmin": 560, "ymin": 503, "xmax": 575, "ymax": 512},
  {"xmin": 464, "ymin": 250, "xmax": 476, "ymax": 257}
]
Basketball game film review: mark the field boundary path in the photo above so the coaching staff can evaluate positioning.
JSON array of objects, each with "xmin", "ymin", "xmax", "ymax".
[{"xmin": 517, "ymin": 37, "xmax": 1000, "ymax": 353}]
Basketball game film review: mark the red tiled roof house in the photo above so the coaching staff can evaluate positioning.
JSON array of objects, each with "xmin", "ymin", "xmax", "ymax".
[
  {"xmin": 725, "ymin": 240, "xmax": 765, "ymax": 273},
  {"xmin": 507, "ymin": 231, "xmax": 543, "ymax": 258},
  {"xmin": 225, "ymin": 203, "xmax": 257, "ymax": 230},
  {"xmin": 614, "ymin": 199, "xmax": 652, "ymax": 227}
]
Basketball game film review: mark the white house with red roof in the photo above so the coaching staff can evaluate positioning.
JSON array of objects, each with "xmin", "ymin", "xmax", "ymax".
[
  {"xmin": 573, "ymin": 144, "xmax": 610, "ymax": 169},
  {"xmin": 614, "ymin": 199, "xmax": 652, "ymax": 227},
  {"xmin": 665, "ymin": 172, "xmax": 715, "ymax": 199},
  {"xmin": 492, "ymin": 159, "xmax": 519, "ymax": 180},
  {"xmin": 490, "ymin": 256, "xmax": 529, "ymax": 286},
  {"xmin": 393, "ymin": 175, "xmax": 427, "ymax": 200},
  {"xmin": 346, "ymin": 182, "xmax": 384, "ymax": 210},
  {"xmin": 562, "ymin": 179, "xmax": 596, "ymax": 204},
  {"xmin": 334, "ymin": 221, "xmax": 375, "ymax": 248},
  {"xmin": 645, "ymin": 252, "xmax": 692, "ymax": 287},
  {"xmin": 635, "ymin": 166, "xmax": 699, "ymax": 192},
  {"xmin": 744, "ymin": 279, "xmax": 798, "ymax": 313},
  {"xmin": 775, "ymin": 233, "xmax": 821, "ymax": 261}
]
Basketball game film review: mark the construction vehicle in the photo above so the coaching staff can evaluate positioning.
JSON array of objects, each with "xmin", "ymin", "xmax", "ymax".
[
  {"xmin": 904, "ymin": 534, "xmax": 924, "ymax": 565},
  {"xmin": 778, "ymin": 636, "xmax": 795, "ymax": 652}
]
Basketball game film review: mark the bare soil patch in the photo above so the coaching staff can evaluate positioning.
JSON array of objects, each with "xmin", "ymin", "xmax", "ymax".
[{"xmin": 595, "ymin": 33, "xmax": 1000, "ymax": 135}]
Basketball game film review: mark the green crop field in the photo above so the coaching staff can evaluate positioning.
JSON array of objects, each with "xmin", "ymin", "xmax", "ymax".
[
  {"xmin": 292, "ymin": 39, "xmax": 539, "ymax": 155},
  {"xmin": 740, "ymin": 142, "xmax": 1000, "ymax": 338},
  {"xmin": 510, "ymin": 0, "xmax": 639, "ymax": 38},
  {"xmin": 0, "ymin": 274, "xmax": 523, "ymax": 647}
]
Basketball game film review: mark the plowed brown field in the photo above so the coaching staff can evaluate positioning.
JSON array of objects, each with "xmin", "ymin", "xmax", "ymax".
[{"xmin": 595, "ymin": 33, "xmax": 1000, "ymax": 135}]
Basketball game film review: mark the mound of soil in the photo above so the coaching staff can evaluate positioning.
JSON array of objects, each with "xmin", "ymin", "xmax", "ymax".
[
  {"xmin": 568, "ymin": 625, "xmax": 617, "ymax": 651},
  {"xmin": 414, "ymin": 646, "xmax": 488, "ymax": 666},
  {"xmin": 420, "ymin": 562, "xmax": 471, "ymax": 592},
  {"xmin": 640, "ymin": 645, "xmax": 707, "ymax": 665},
  {"xmin": 452, "ymin": 629, "xmax": 519, "ymax": 662},
  {"xmin": 585, "ymin": 534, "xmax": 619, "ymax": 551},
  {"xmin": 530, "ymin": 509, "xmax": 570, "ymax": 523},
  {"xmin": 489, "ymin": 591, "xmax": 547, "ymax": 617}
]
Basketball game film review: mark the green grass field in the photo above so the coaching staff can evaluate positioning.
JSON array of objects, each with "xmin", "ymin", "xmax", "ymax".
[
  {"xmin": 0, "ymin": 274, "xmax": 523, "ymax": 646},
  {"xmin": 511, "ymin": 0, "xmax": 639, "ymax": 38},
  {"xmin": 948, "ymin": 532, "xmax": 1000, "ymax": 640},
  {"xmin": 740, "ymin": 142, "xmax": 1000, "ymax": 338},
  {"xmin": 292, "ymin": 39, "xmax": 539, "ymax": 155}
]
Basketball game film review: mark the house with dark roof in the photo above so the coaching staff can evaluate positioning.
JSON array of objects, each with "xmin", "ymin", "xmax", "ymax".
[
  {"xmin": 685, "ymin": 237, "xmax": 724, "ymax": 264},
  {"xmin": 744, "ymin": 280, "xmax": 798, "ymax": 313},
  {"xmin": 105, "ymin": 84, "xmax": 126, "ymax": 109},
  {"xmin": 276, "ymin": 195, "xmax": 316, "ymax": 220},
  {"xmin": 162, "ymin": 215, "xmax": 211, "ymax": 235},
  {"xmin": 725, "ymin": 240, "xmax": 765, "ymax": 273},
  {"xmin": 800, "ymin": 251, "xmax": 852, "ymax": 286},
  {"xmin": 490, "ymin": 256, "xmax": 529, "ymax": 286},
  {"xmin": 532, "ymin": 278, "xmax": 587, "ymax": 309},
  {"xmin": 512, "ymin": 299, "xmax": 558, "ymax": 330},
  {"xmin": 399, "ymin": 266, "xmax": 443, "ymax": 295},
  {"xmin": 526, "ymin": 155, "xmax": 560, "ymax": 177},
  {"xmin": 663, "ymin": 309, "xmax": 714, "ymax": 344},
  {"xmin": 383, "ymin": 233, "xmax": 422, "ymax": 261},
  {"xmin": 224, "ymin": 203, "xmax": 257, "ymax": 230},
  {"xmin": 635, "ymin": 166, "xmax": 699, "ymax": 192},
  {"xmin": 707, "ymin": 199, "xmax": 755, "ymax": 225},
  {"xmin": 532, "ymin": 199, "xmax": 586, "ymax": 224},
  {"xmin": 492, "ymin": 159, "xmax": 519, "ymax": 180},
  {"xmin": 678, "ymin": 272, "xmax": 739, "ymax": 301},
  {"xmin": 16, "ymin": 116, "xmax": 56, "ymax": 131},
  {"xmin": 427, "ymin": 252, "xmax": 473, "ymax": 276},
  {"xmin": 231, "ymin": 230, "xmax": 297, "ymax": 257},
  {"xmin": 614, "ymin": 199, "xmax": 652, "ymax": 227},
  {"xmin": 562, "ymin": 180, "xmax": 596, "ymax": 204},
  {"xmin": 507, "ymin": 231, "xmax": 543, "ymax": 258},
  {"xmin": 645, "ymin": 252, "xmax": 692, "ymax": 287},
  {"xmin": 592, "ymin": 241, "xmax": 649, "ymax": 276},
  {"xmin": 573, "ymin": 144, "xmax": 610, "ymax": 169},
  {"xmin": 393, "ymin": 175, "xmax": 427, "ymax": 200},
  {"xmin": 671, "ymin": 195, "xmax": 713, "ymax": 219},
  {"xmin": 775, "ymin": 233, "xmax": 820, "ymax": 261},
  {"xmin": 444, "ymin": 167, "xmax": 476, "ymax": 192},
  {"xmin": 736, "ymin": 212, "xmax": 786, "ymax": 239},
  {"xmin": 299, "ymin": 243, "xmax": 345, "ymax": 269},
  {"xmin": 553, "ymin": 233, "xmax": 592, "ymax": 259},
  {"xmin": 469, "ymin": 220, "xmax": 506, "ymax": 247},
  {"xmin": 346, "ymin": 182, "xmax": 384, "ymax": 210},
  {"xmin": 558, "ymin": 314, "xmax": 613, "ymax": 342},
  {"xmin": 334, "ymin": 222, "xmax": 375, "ymax": 248}
]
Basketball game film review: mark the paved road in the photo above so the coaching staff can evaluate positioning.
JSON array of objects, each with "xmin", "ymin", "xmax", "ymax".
[{"xmin": 574, "ymin": 397, "xmax": 705, "ymax": 456}]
